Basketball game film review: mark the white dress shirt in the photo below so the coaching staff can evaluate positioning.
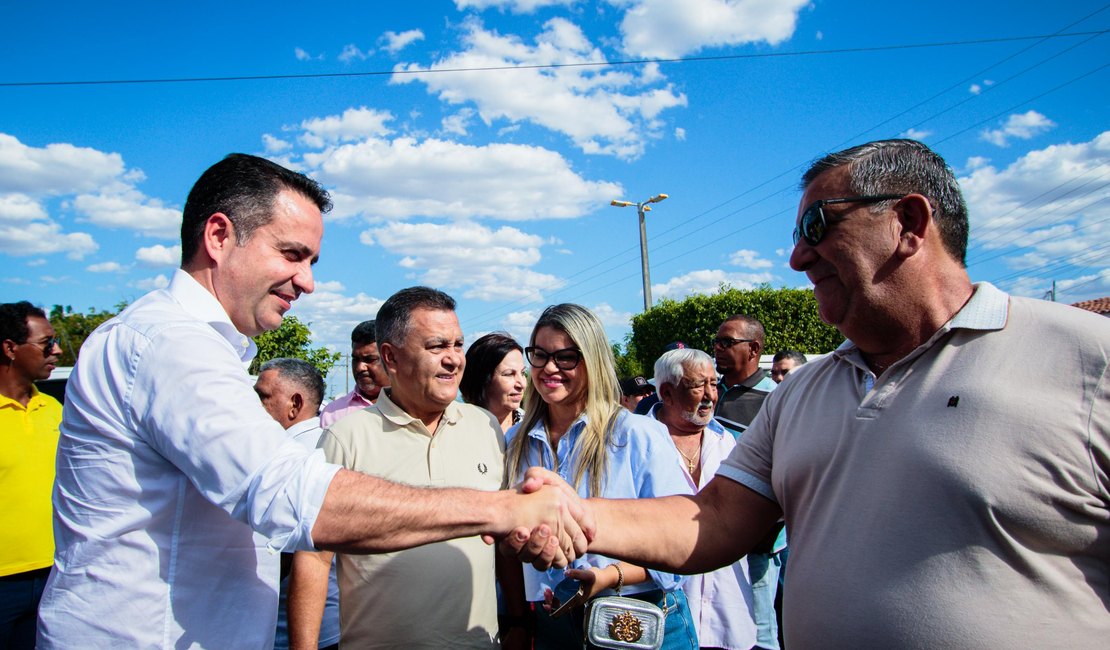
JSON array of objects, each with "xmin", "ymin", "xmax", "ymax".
[
  {"xmin": 649, "ymin": 403, "xmax": 758, "ymax": 650},
  {"xmin": 38, "ymin": 269, "xmax": 340, "ymax": 649}
]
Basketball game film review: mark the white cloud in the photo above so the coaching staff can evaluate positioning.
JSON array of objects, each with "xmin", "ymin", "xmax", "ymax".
[
  {"xmin": 135, "ymin": 243, "xmax": 181, "ymax": 267},
  {"xmin": 131, "ymin": 274, "xmax": 170, "ymax": 291},
  {"xmin": 392, "ymin": 18, "xmax": 687, "ymax": 159},
  {"xmin": 441, "ymin": 109, "xmax": 476, "ymax": 136},
  {"xmin": 0, "ymin": 192, "xmax": 97, "ymax": 258},
  {"xmin": 455, "ymin": 0, "xmax": 575, "ymax": 11},
  {"xmin": 980, "ymin": 110, "xmax": 1055, "ymax": 147},
  {"xmin": 360, "ymin": 220, "xmax": 565, "ymax": 302},
  {"xmin": 0, "ymin": 133, "xmax": 124, "ymax": 195},
  {"xmin": 299, "ymin": 107, "xmax": 394, "ymax": 148},
  {"xmin": 72, "ymin": 186, "xmax": 181, "ymax": 239},
  {"xmin": 961, "ymin": 131, "xmax": 1110, "ymax": 294},
  {"xmin": 380, "ymin": 29, "xmax": 425, "ymax": 54},
  {"xmin": 338, "ymin": 43, "xmax": 370, "ymax": 63},
  {"xmin": 87, "ymin": 261, "xmax": 126, "ymax": 273},
  {"xmin": 293, "ymin": 280, "xmax": 386, "ymax": 351},
  {"xmin": 0, "ymin": 134, "xmax": 179, "ymax": 248},
  {"xmin": 652, "ymin": 268, "xmax": 774, "ymax": 300},
  {"xmin": 262, "ymin": 134, "xmax": 293, "ymax": 153},
  {"xmin": 0, "ymin": 193, "xmax": 48, "ymax": 222},
  {"xmin": 964, "ymin": 156, "xmax": 990, "ymax": 171},
  {"xmin": 674, "ymin": 127, "xmax": 686, "ymax": 141},
  {"xmin": 899, "ymin": 127, "xmax": 931, "ymax": 140},
  {"xmin": 589, "ymin": 302, "xmax": 633, "ymax": 329},
  {"xmin": 970, "ymin": 79, "xmax": 995, "ymax": 95},
  {"xmin": 294, "ymin": 47, "xmax": 324, "ymax": 61},
  {"xmin": 617, "ymin": 0, "xmax": 809, "ymax": 58},
  {"xmin": 728, "ymin": 248, "xmax": 773, "ymax": 270},
  {"xmin": 299, "ymin": 130, "xmax": 622, "ymax": 222}
]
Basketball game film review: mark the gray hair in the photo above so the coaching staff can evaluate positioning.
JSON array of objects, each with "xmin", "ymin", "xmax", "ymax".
[
  {"xmin": 801, "ymin": 139, "xmax": 968, "ymax": 266},
  {"xmin": 259, "ymin": 357, "xmax": 325, "ymax": 411},
  {"xmin": 375, "ymin": 286, "xmax": 457, "ymax": 349},
  {"xmin": 654, "ymin": 348, "xmax": 715, "ymax": 390}
]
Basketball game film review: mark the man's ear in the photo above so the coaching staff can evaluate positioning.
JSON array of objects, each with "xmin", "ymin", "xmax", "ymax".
[
  {"xmin": 894, "ymin": 194, "xmax": 931, "ymax": 259},
  {"xmin": 1, "ymin": 338, "xmax": 16, "ymax": 362},
  {"xmin": 379, "ymin": 341, "xmax": 399, "ymax": 377},
  {"xmin": 202, "ymin": 213, "xmax": 236, "ymax": 262},
  {"xmin": 658, "ymin": 382, "xmax": 674, "ymax": 405},
  {"xmin": 289, "ymin": 392, "xmax": 304, "ymax": 421}
]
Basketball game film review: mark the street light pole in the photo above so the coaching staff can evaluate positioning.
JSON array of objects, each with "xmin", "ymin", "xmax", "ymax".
[{"xmin": 611, "ymin": 193, "xmax": 667, "ymax": 312}]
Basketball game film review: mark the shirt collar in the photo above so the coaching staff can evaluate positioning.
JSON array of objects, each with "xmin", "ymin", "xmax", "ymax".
[
  {"xmin": 720, "ymin": 367, "xmax": 769, "ymax": 391},
  {"xmin": 167, "ymin": 269, "xmax": 256, "ymax": 363},
  {"xmin": 0, "ymin": 385, "xmax": 46, "ymax": 411},
  {"xmin": 286, "ymin": 418, "xmax": 322, "ymax": 438},
  {"xmin": 376, "ymin": 388, "xmax": 461, "ymax": 432},
  {"xmin": 832, "ymin": 281, "xmax": 1009, "ymax": 362}
]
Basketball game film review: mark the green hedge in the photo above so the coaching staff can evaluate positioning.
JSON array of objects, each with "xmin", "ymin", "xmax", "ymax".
[{"xmin": 628, "ymin": 285, "xmax": 843, "ymax": 375}]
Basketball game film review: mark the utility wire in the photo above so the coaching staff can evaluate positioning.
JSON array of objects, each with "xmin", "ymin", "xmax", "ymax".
[{"xmin": 1, "ymin": 31, "xmax": 1106, "ymax": 88}]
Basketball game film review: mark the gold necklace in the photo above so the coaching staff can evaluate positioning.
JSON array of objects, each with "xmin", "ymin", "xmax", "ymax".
[{"xmin": 673, "ymin": 439, "xmax": 701, "ymax": 474}]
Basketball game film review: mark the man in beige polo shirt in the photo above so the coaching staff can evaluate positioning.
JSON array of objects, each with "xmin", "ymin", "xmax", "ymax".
[{"xmin": 289, "ymin": 287, "xmax": 504, "ymax": 649}]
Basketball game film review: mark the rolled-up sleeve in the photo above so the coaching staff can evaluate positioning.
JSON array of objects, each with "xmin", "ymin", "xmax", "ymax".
[{"xmin": 127, "ymin": 321, "xmax": 340, "ymax": 551}]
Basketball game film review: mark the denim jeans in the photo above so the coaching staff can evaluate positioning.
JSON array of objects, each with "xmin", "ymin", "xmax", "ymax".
[
  {"xmin": 0, "ymin": 567, "xmax": 50, "ymax": 650},
  {"xmin": 747, "ymin": 552, "xmax": 784, "ymax": 650},
  {"xmin": 535, "ymin": 579, "xmax": 699, "ymax": 650}
]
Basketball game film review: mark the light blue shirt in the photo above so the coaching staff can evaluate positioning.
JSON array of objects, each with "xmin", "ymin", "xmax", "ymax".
[
  {"xmin": 38, "ymin": 269, "xmax": 340, "ymax": 649},
  {"xmin": 506, "ymin": 409, "xmax": 691, "ymax": 600}
]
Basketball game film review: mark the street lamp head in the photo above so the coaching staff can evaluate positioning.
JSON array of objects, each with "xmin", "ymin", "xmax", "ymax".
[
  {"xmin": 610, "ymin": 200, "xmax": 634, "ymax": 207},
  {"xmin": 647, "ymin": 193, "xmax": 668, "ymax": 204}
]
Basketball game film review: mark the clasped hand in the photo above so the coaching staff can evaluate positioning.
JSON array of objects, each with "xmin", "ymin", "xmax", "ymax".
[{"xmin": 485, "ymin": 467, "xmax": 595, "ymax": 570}]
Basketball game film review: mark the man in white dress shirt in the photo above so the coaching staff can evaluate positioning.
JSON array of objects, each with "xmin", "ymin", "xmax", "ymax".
[
  {"xmin": 647, "ymin": 348, "xmax": 757, "ymax": 650},
  {"xmin": 37, "ymin": 153, "xmax": 589, "ymax": 648}
]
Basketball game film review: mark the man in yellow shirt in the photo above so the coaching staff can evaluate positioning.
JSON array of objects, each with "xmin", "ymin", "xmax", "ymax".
[{"xmin": 0, "ymin": 301, "xmax": 63, "ymax": 649}]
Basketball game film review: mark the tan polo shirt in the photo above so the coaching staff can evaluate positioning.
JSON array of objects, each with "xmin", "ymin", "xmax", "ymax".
[{"xmin": 320, "ymin": 390, "xmax": 505, "ymax": 649}]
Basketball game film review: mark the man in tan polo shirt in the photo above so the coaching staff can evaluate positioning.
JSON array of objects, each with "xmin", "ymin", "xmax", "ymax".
[{"xmin": 288, "ymin": 286, "xmax": 505, "ymax": 649}]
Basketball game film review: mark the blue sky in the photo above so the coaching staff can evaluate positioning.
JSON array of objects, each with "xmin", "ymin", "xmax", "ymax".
[{"xmin": 3, "ymin": 1, "xmax": 1108, "ymax": 395}]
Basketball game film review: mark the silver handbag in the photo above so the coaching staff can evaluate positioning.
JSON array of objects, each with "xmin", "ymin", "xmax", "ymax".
[{"xmin": 584, "ymin": 594, "xmax": 665, "ymax": 650}]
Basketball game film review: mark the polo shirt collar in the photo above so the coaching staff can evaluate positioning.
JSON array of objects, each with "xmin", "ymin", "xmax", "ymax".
[
  {"xmin": 376, "ymin": 388, "xmax": 462, "ymax": 431},
  {"xmin": 833, "ymin": 281, "xmax": 1010, "ymax": 367},
  {"xmin": 167, "ymin": 269, "xmax": 256, "ymax": 363},
  {"xmin": 0, "ymin": 385, "xmax": 44, "ymax": 412},
  {"xmin": 720, "ymin": 367, "xmax": 770, "ymax": 392}
]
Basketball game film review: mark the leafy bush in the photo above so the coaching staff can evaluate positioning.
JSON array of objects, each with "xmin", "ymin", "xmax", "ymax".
[{"xmin": 628, "ymin": 285, "xmax": 843, "ymax": 374}]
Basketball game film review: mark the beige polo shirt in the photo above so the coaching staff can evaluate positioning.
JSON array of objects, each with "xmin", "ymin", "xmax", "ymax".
[
  {"xmin": 320, "ymin": 390, "xmax": 505, "ymax": 649},
  {"xmin": 719, "ymin": 282, "xmax": 1110, "ymax": 648}
]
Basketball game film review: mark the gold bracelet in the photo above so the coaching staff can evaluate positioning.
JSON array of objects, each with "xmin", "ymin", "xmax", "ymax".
[{"xmin": 612, "ymin": 563, "xmax": 624, "ymax": 595}]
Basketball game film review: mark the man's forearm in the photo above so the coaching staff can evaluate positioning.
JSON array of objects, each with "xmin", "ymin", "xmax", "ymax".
[
  {"xmin": 287, "ymin": 550, "xmax": 333, "ymax": 650},
  {"xmin": 311, "ymin": 468, "xmax": 587, "ymax": 556},
  {"xmin": 583, "ymin": 479, "xmax": 782, "ymax": 575}
]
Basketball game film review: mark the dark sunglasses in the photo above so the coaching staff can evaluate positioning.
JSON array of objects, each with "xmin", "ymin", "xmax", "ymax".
[
  {"xmin": 25, "ymin": 337, "xmax": 60, "ymax": 356},
  {"xmin": 525, "ymin": 346, "xmax": 582, "ymax": 371},
  {"xmin": 712, "ymin": 337, "xmax": 755, "ymax": 350},
  {"xmin": 792, "ymin": 194, "xmax": 906, "ymax": 247}
]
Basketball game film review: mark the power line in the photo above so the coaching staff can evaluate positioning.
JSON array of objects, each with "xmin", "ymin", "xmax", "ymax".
[{"xmin": 1, "ymin": 31, "xmax": 1107, "ymax": 88}]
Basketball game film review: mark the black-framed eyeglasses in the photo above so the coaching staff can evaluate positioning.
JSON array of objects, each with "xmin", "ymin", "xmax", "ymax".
[
  {"xmin": 792, "ymin": 194, "xmax": 906, "ymax": 247},
  {"xmin": 525, "ymin": 346, "xmax": 582, "ymax": 370},
  {"xmin": 712, "ymin": 337, "xmax": 755, "ymax": 350}
]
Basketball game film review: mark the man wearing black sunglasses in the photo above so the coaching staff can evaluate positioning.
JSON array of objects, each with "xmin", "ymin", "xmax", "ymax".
[
  {"xmin": 0, "ymin": 301, "xmax": 63, "ymax": 649},
  {"xmin": 508, "ymin": 138, "xmax": 1110, "ymax": 648}
]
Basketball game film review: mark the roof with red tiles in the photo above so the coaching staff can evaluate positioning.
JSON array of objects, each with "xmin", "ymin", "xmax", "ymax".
[{"xmin": 1070, "ymin": 297, "xmax": 1110, "ymax": 314}]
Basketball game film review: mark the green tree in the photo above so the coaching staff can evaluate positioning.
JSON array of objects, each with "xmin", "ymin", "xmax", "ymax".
[
  {"xmin": 49, "ymin": 303, "xmax": 126, "ymax": 366},
  {"xmin": 250, "ymin": 315, "xmax": 340, "ymax": 376},
  {"xmin": 629, "ymin": 285, "xmax": 843, "ymax": 375},
  {"xmin": 611, "ymin": 337, "xmax": 645, "ymax": 379}
]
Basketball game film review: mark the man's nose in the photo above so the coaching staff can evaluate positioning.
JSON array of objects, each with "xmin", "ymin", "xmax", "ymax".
[
  {"xmin": 293, "ymin": 262, "xmax": 315, "ymax": 295},
  {"xmin": 789, "ymin": 237, "xmax": 815, "ymax": 272}
]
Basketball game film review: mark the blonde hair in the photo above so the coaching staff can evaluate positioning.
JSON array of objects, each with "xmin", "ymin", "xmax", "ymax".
[{"xmin": 507, "ymin": 304, "xmax": 623, "ymax": 497}]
